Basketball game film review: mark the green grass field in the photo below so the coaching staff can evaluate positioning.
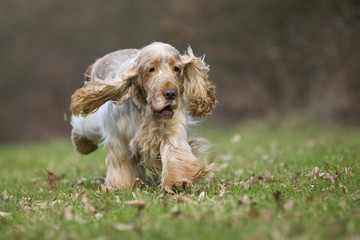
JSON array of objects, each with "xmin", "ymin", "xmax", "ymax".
[{"xmin": 0, "ymin": 116, "xmax": 359, "ymax": 240}]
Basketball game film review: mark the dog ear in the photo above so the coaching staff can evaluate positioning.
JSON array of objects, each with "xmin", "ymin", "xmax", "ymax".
[
  {"xmin": 83, "ymin": 64, "xmax": 94, "ymax": 82},
  {"xmin": 181, "ymin": 46, "xmax": 217, "ymax": 117},
  {"xmin": 71, "ymin": 66, "xmax": 138, "ymax": 116}
]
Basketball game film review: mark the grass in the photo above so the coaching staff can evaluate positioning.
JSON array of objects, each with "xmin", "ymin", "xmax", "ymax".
[{"xmin": 0, "ymin": 116, "xmax": 359, "ymax": 239}]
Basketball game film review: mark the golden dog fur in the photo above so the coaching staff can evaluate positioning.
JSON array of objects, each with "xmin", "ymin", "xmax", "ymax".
[{"xmin": 70, "ymin": 42, "xmax": 216, "ymax": 191}]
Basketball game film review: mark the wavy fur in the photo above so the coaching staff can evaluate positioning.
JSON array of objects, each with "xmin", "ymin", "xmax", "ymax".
[{"xmin": 70, "ymin": 42, "xmax": 216, "ymax": 191}]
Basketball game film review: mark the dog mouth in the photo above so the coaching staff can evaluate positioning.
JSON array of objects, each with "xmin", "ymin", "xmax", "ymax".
[{"xmin": 153, "ymin": 104, "xmax": 176, "ymax": 119}]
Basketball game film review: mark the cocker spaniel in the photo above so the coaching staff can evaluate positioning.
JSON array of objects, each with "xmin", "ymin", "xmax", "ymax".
[{"xmin": 70, "ymin": 42, "xmax": 217, "ymax": 191}]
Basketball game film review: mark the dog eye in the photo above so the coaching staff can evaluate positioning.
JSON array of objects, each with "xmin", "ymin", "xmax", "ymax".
[
  {"xmin": 149, "ymin": 67, "xmax": 155, "ymax": 73},
  {"xmin": 173, "ymin": 66, "xmax": 180, "ymax": 72}
]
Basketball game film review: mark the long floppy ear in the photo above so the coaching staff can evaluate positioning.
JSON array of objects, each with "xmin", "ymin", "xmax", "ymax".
[
  {"xmin": 181, "ymin": 46, "xmax": 217, "ymax": 117},
  {"xmin": 71, "ymin": 66, "xmax": 138, "ymax": 116}
]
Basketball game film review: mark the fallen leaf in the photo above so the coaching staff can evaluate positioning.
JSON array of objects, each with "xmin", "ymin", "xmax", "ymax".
[
  {"xmin": 291, "ymin": 172, "xmax": 301, "ymax": 179},
  {"xmin": 50, "ymin": 200, "xmax": 63, "ymax": 206},
  {"xmin": 258, "ymin": 175, "xmax": 267, "ymax": 183},
  {"xmin": 135, "ymin": 178, "xmax": 145, "ymax": 185},
  {"xmin": 132, "ymin": 192, "xmax": 137, "ymax": 199},
  {"xmin": 198, "ymin": 191, "xmax": 205, "ymax": 202},
  {"xmin": 175, "ymin": 195, "xmax": 194, "ymax": 204},
  {"xmin": 76, "ymin": 177, "xmax": 87, "ymax": 185},
  {"xmin": 93, "ymin": 177, "xmax": 105, "ymax": 185},
  {"xmin": 238, "ymin": 176, "xmax": 254, "ymax": 189},
  {"xmin": 301, "ymin": 196, "xmax": 312, "ymax": 201},
  {"xmin": 238, "ymin": 194, "xmax": 251, "ymax": 205},
  {"xmin": 45, "ymin": 169, "xmax": 56, "ymax": 188},
  {"xmin": 81, "ymin": 194, "xmax": 96, "ymax": 214},
  {"xmin": 30, "ymin": 178, "xmax": 47, "ymax": 185},
  {"xmin": 319, "ymin": 173, "xmax": 336, "ymax": 184},
  {"xmin": 263, "ymin": 211, "xmax": 272, "ymax": 222},
  {"xmin": 125, "ymin": 200, "xmax": 146, "ymax": 211},
  {"xmin": 1, "ymin": 190, "xmax": 12, "ymax": 201},
  {"xmin": 18, "ymin": 197, "xmax": 32, "ymax": 210},
  {"xmin": 283, "ymin": 201, "xmax": 294, "ymax": 211},
  {"xmin": 231, "ymin": 134, "xmax": 241, "ymax": 144},
  {"xmin": 218, "ymin": 163, "xmax": 228, "ymax": 170},
  {"xmin": 64, "ymin": 206, "xmax": 72, "ymax": 220},
  {"xmin": 338, "ymin": 201, "xmax": 347, "ymax": 209},
  {"xmin": 339, "ymin": 184, "xmax": 348, "ymax": 193},
  {"xmin": 219, "ymin": 184, "xmax": 226, "ymax": 197},
  {"xmin": 234, "ymin": 169, "xmax": 244, "ymax": 176},
  {"xmin": 0, "ymin": 212, "xmax": 10, "ymax": 217},
  {"xmin": 306, "ymin": 167, "xmax": 319, "ymax": 178},
  {"xmin": 291, "ymin": 184, "xmax": 300, "ymax": 191},
  {"xmin": 249, "ymin": 209, "xmax": 259, "ymax": 219},
  {"xmin": 273, "ymin": 191, "xmax": 284, "ymax": 210},
  {"xmin": 217, "ymin": 153, "xmax": 233, "ymax": 161},
  {"xmin": 113, "ymin": 223, "xmax": 135, "ymax": 231},
  {"xmin": 34, "ymin": 201, "xmax": 47, "ymax": 209}
]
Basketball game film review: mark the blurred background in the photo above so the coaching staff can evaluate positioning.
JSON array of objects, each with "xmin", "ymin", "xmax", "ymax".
[{"xmin": 0, "ymin": 0, "xmax": 359, "ymax": 143}]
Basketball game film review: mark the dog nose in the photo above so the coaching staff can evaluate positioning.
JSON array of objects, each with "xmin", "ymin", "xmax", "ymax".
[{"xmin": 162, "ymin": 88, "xmax": 177, "ymax": 100}]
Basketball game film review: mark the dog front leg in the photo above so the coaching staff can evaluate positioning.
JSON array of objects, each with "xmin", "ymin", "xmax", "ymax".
[
  {"xmin": 160, "ymin": 139, "xmax": 212, "ymax": 191},
  {"xmin": 105, "ymin": 142, "xmax": 145, "ymax": 190}
]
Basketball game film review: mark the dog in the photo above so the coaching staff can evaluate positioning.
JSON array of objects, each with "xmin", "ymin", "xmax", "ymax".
[{"xmin": 70, "ymin": 42, "xmax": 217, "ymax": 191}]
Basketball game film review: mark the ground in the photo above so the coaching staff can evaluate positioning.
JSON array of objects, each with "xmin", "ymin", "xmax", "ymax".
[{"xmin": 0, "ymin": 116, "xmax": 359, "ymax": 239}]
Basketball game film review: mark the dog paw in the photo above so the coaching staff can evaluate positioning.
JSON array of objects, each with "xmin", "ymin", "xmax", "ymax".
[
  {"xmin": 174, "ymin": 179, "xmax": 192, "ymax": 190},
  {"xmin": 163, "ymin": 179, "xmax": 193, "ymax": 194}
]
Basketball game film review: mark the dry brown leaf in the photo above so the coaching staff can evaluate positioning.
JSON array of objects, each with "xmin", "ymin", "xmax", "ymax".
[
  {"xmin": 0, "ymin": 212, "xmax": 10, "ymax": 217},
  {"xmin": 18, "ymin": 197, "xmax": 32, "ymax": 210},
  {"xmin": 34, "ymin": 201, "xmax": 47, "ymax": 209},
  {"xmin": 175, "ymin": 195, "xmax": 194, "ymax": 204},
  {"xmin": 263, "ymin": 211, "xmax": 272, "ymax": 222},
  {"xmin": 64, "ymin": 206, "xmax": 72, "ymax": 220},
  {"xmin": 50, "ymin": 200, "xmax": 63, "ymax": 206},
  {"xmin": 291, "ymin": 184, "xmax": 300, "ymax": 191},
  {"xmin": 113, "ymin": 223, "xmax": 135, "ymax": 231},
  {"xmin": 306, "ymin": 167, "xmax": 319, "ymax": 178},
  {"xmin": 283, "ymin": 201, "xmax": 294, "ymax": 211},
  {"xmin": 45, "ymin": 169, "xmax": 56, "ymax": 188},
  {"xmin": 30, "ymin": 178, "xmax": 47, "ymax": 185},
  {"xmin": 135, "ymin": 178, "xmax": 145, "ymax": 185},
  {"xmin": 291, "ymin": 172, "xmax": 301, "ymax": 179},
  {"xmin": 217, "ymin": 153, "xmax": 233, "ymax": 161},
  {"xmin": 249, "ymin": 209, "xmax": 260, "ymax": 219},
  {"xmin": 273, "ymin": 191, "xmax": 284, "ymax": 209},
  {"xmin": 338, "ymin": 201, "xmax": 347, "ymax": 209},
  {"xmin": 1, "ymin": 190, "xmax": 12, "ymax": 201},
  {"xmin": 238, "ymin": 176, "xmax": 254, "ymax": 189},
  {"xmin": 319, "ymin": 173, "xmax": 336, "ymax": 184},
  {"xmin": 344, "ymin": 165, "xmax": 357, "ymax": 177},
  {"xmin": 339, "ymin": 184, "xmax": 348, "ymax": 193},
  {"xmin": 218, "ymin": 163, "xmax": 228, "ymax": 170},
  {"xmin": 231, "ymin": 134, "xmax": 241, "ymax": 144},
  {"xmin": 81, "ymin": 194, "xmax": 96, "ymax": 214},
  {"xmin": 238, "ymin": 194, "xmax": 251, "ymax": 205},
  {"xmin": 219, "ymin": 184, "xmax": 226, "ymax": 197},
  {"xmin": 125, "ymin": 200, "xmax": 146, "ymax": 211}
]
